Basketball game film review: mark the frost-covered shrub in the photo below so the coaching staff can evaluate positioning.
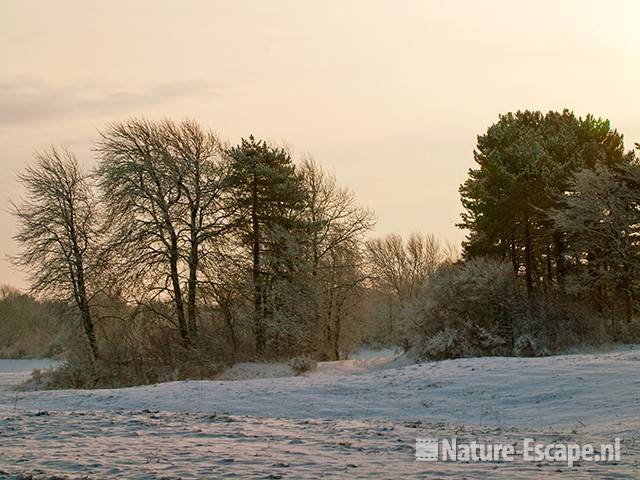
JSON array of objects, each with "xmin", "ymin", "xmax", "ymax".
[
  {"xmin": 410, "ymin": 255, "xmax": 620, "ymax": 361},
  {"xmin": 513, "ymin": 334, "xmax": 547, "ymax": 357},
  {"xmin": 412, "ymin": 258, "xmax": 525, "ymax": 361},
  {"xmin": 289, "ymin": 354, "xmax": 317, "ymax": 375},
  {"xmin": 418, "ymin": 328, "xmax": 469, "ymax": 361},
  {"xmin": 419, "ymin": 326, "xmax": 510, "ymax": 361}
]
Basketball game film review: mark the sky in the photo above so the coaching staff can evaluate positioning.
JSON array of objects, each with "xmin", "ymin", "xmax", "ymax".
[{"xmin": 1, "ymin": 0, "xmax": 639, "ymax": 288}]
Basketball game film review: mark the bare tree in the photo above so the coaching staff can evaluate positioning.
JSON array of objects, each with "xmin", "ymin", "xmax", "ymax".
[
  {"xmin": 12, "ymin": 147, "xmax": 100, "ymax": 360},
  {"xmin": 365, "ymin": 233, "xmax": 455, "ymax": 347},
  {"xmin": 365, "ymin": 233, "xmax": 451, "ymax": 301},
  {"xmin": 299, "ymin": 158, "xmax": 376, "ymax": 274},
  {"xmin": 299, "ymin": 158, "xmax": 375, "ymax": 358},
  {"xmin": 96, "ymin": 119, "xmax": 234, "ymax": 347}
]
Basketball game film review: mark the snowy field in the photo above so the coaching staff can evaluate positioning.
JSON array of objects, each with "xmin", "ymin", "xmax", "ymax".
[{"xmin": 1, "ymin": 349, "xmax": 639, "ymax": 478}]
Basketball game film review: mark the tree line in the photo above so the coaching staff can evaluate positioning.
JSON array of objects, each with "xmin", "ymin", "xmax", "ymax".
[
  {"xmin": 459, "ymin": 110, "xmax": 639, "ymax": 327},
  {"xmin": 13, "ymin": 118, "xmax": 454, "ymax": 385},
  {"xmin": 10, "ymin": 110, "xmax": 639, "ymax": 385}
]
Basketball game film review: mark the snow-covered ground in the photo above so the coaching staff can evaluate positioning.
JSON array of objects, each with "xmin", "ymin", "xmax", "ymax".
[{"xmin": 1, "ymin": 349, "xmax": 639, "ymax": 478}]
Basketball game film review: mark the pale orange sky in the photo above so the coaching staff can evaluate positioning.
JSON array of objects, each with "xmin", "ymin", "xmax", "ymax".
[{"xmin": 1, "ymin": 0, "xmax": 639, "ymax": 288}]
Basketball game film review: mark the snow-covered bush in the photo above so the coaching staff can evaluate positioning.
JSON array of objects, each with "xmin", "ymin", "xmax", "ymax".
[
  {"xmin": 513, "ymin": 334, "xmax": 546, "ymax": 357},
  {"xmin": 418, "ymin": 328, "xmax": 470, "ymax": 361},
  {"xmin": 412, "ymin": 258, "xmax": 526, "ymax": 361},
  {"xmin": 410, "ymin": 256, "xmax": 621, "ymax": 361},
  {"xmin": 289, "ymin": 354, "xmax": 318, "ymax": 375}
]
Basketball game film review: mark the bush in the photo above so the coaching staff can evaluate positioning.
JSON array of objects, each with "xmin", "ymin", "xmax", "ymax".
[
  {"xmin": 418, "ymin": 328, "xmax": 468, "ymax": 361},
  {"xmin": 411, "ymin": 257, "xmax": 623, "ymax": 362},
  {"xmin": 412, "ymin": 258, "xmax": 524, "ymax": 360},
  {"xmin": 30, "ymin": 304, "xmax": 233, "ymax": 389},
  {"xmin": 513, "ymin": 334, "xmax": 547, "ymax": 357},
  {"xmin": 288, "ymin": 354, "xmax": 317, "ymax": 375}
]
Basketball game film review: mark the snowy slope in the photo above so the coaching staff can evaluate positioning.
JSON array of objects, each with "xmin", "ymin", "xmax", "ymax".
[
  {"xmin": 2, "ymin": 347, "xmax": 639, "ymax": 435},
  {"xmin": 1, "ymin": 348, "xmax": 639, "ymax": 479}
]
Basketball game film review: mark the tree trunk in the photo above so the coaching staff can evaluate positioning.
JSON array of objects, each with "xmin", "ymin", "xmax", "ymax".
[
  {"xmin": 168, "ymin": 238, "xmax": 189, "ymax": 348},
  {"xmin": 79, "ymin": 300, "xmax": 99, "ymax": 361},
  {"xmin": 75, "ymin": 266, "xmax": 98, "ymax": 361},
  {"xmin": 221, "ymin": 298, "xmax": 238, "ymax": 356},
  {"xmin": 523, "ymin": 212, "xmax": 533, "ymax": 298},
  {"xmin": 545, "ymin": 243, "xmax": 553, "ymax": 290},
  {"xmin": 251, "ymin": 174, "xmax": 265, "ymax": 355},
  {"xmin": 509, "ymin": 235, "xmax": 519, "ymax": 276},
  {"xmin": 553, "ymin": 232, "xmax": 565, "ymax": 287},
  {"xmin": 68, "ymin": 204, "xmax": 99, "ymax": 361},
  {"xmin": 186, "ymin": 264, "xmax": 198, "ymax": 339},
  {"xmin": 624, "ymin": 289, "xmax": 633, "ymax": 325},
  {"xmin": 332, "ymin": 299, "xmax": 343, "ymax": 361},
  {"xmin": 187, "ymin": 214, "xmax": 199, "ymax": 340}
]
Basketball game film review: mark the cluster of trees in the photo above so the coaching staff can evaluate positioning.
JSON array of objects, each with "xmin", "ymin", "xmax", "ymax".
[
  {"xmin": 11, "ymin": 109, "xmax": 639, "ymax": 382},
  {"xmin": 15, "ymin": 118, "xmax": 445, "ymax": 385},
  {"xmin": 460, "ymin": 111, "xmax": 632, "ymax": 292},
  {"xmin": 364, "ymin": 233, "xmax": 455, "ymax": 349},
  {"xmin": 413, "ymin": 109, "xmax": 640, "ymax": 360},
  {"xmin": 459, "ymin": 110, "xmax": 639, "ymax": 318}
]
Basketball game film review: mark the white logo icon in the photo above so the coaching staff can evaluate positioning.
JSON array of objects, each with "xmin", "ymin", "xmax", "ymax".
[{"xmin": 416, "ymin": 438, "xmax": 438, "ymax": 461}]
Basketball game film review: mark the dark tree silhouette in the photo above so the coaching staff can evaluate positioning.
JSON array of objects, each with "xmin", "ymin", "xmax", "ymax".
[{"xmin": 12, "ymin": 147, "xmax": 100, "ymax": 360}]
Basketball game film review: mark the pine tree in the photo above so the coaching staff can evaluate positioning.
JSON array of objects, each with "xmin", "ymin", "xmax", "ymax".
[
  {"xmin": 227, "ymin": 136, "xmax": 307, "ymax": 355},
  {"xmin": 459, "ymin": 110, "xmax": 630, "ymax": 297}
]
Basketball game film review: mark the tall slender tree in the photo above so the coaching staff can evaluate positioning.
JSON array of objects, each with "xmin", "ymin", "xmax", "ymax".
[
  {"xmin": 12, "ymin": 147, "xmax": 100, "ymax": 360},
  {"xmin": 227, "ymin": 136, "xmax": 307, "ymax": 354}
]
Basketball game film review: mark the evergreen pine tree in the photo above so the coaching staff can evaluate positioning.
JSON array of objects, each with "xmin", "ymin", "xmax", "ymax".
[{"xmin": 227, "ymin": 136, "xmax": 307, "ymax": 354}]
